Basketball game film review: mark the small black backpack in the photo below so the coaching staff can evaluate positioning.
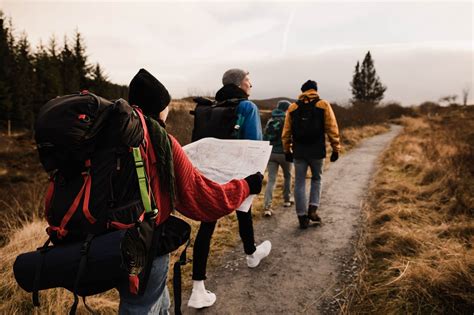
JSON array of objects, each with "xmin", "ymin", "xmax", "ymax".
[
  {"xmin": 264, "ymin": 116, "xmax": 285, "ymax": 145},
  {"xmin": 290, "ymin": 98, "xmax": 325, "ymax": 144},
  {"xmin": 190, "ymin": 97, "xmax": 246, "ymax": 142}
]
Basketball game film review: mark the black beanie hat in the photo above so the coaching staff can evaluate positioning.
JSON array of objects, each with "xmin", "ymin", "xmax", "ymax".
[
  {"xmin": 128, "ymin": 68, "xmax": 171, "ymax": 116},
  {"xmin": 301, "ymin": 80, "xmax": 318, "ymax": 92}
]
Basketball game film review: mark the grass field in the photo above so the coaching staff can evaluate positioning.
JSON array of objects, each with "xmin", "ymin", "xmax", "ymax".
[{"xmin": 340, "ymin": 106, "xmax": 474, "ymax": 314}]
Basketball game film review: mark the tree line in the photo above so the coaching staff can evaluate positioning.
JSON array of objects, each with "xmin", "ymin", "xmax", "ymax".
[{"xmin": 0, "ymin": 12, "xmax": 128, "ymax": 132}]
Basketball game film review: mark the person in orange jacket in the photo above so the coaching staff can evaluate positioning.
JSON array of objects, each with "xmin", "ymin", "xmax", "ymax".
[{"xmin": 281, "ymin": 80, "xmax": 341, "ymax": 229}]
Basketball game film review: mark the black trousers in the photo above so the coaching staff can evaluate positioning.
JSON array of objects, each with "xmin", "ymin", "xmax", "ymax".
[{"xmin": 192, "ymin": 208, "xmax": 256, "ymax": 280}]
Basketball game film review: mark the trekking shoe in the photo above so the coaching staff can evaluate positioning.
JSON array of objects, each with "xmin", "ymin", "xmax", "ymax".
[
  {"xmin": 308, "ymin": 205, "xmax": 321, "ymax": 223},
  {"xmin": 263, "ymin": 206, "xmax": 273, "ymax": 217},
  {"xmin": 289, "ymin": 196, "xmax": 295, "ymax": 205},
  {"xmin": 188, "ymin": 288, "xmax": 217, "ymax": 309},
  {"xmin": 283, "ymin": 201, "xmax": 291, "ymax": 207},
  {"xmin": 298, "ymin": 215, "xmax": 310, "ymax": 229},
  {"xmin": 246, "ymin": 240, "xmax": 272, "ymax": 268}
]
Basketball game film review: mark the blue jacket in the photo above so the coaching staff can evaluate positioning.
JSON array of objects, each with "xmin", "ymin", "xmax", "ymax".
[{"xmin": 236, "ymin": 100, "xmax": 263, "ymax": 141}]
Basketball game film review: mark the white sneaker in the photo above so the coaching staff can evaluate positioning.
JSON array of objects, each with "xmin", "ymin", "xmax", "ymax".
[
  {"xmin": 187, "ymin": 288, "xmax": 217, "ymax": 309},
  {"xmin": 264, "ymin": 207, "xmax": 273, "ymax": 217},
  {"xmin": 283, "ymin": 201, "xmax": 291, "ymax": 207},
  {"xmin": 246, "ymin": 240, "xmax": 272, "ymax": 268}
]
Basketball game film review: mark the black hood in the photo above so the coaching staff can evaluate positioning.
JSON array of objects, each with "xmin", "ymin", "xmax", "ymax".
[{"xmin": 215, "ymin": 84, "xmax": 248, "ymax": 102}]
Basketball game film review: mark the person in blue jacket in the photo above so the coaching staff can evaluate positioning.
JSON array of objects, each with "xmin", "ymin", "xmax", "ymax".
[{"xmin": 188, "ymin": 69, "xmax": 272, "ymax": 309}]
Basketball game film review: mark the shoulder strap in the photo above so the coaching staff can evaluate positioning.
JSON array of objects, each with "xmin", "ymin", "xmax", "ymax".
[
  {"xmin": 132, "ymin": 147, "xmax": 157, "ymax": 215},
  {"xmin": 296, "ymin": 97, "xmax": 320, "ymax": 107},
  {"xmin": 133, "ymin": 108, "xmax": 159, "ymax": 216}
]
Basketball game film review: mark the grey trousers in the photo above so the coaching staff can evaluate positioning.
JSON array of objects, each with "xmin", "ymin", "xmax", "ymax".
[{"xmin": 264, "ymin": 152, "xmax": 292, "ymax": 208}]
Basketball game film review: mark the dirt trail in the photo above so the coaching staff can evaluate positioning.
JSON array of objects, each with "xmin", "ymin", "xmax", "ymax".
[{"xmin": 181, "ymin": 125, "xmax": 403, "ymax": 314}]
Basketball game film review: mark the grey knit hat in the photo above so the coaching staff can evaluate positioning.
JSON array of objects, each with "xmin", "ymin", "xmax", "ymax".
[{"xmin": 222, "ymin": 68, "xmax": 249, "ymax": 86}]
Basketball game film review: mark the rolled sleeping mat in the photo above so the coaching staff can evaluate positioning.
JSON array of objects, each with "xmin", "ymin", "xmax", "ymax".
[{"xmin": 13, "ymin": 230, "xmax": 128, "ymax": 296}]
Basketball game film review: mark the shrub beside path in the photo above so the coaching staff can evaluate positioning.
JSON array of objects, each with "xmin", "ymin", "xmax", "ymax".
[{"xmin": 182, "ymin": 125, "xmax": 403, "ymax": 314}]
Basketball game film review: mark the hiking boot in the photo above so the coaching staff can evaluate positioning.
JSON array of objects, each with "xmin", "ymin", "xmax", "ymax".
[
  {"xmin": 264, "ymin": 206, "xmax": 273, "ymax": 217},
  {"xmin": 188, "ymin": 288, "xmax": 217, "ymax": 309},
  {"xmin": 298, "ymin": 215, "xmax": 310, "ymax": 229},
  {"xmin": 246, "ymin": 240, "xmax": 272, "ymax": 268},
  {"xmin": 308, "ymin": 205, "xmax": 321, "ymax": 223},
  {"xmin": 283, "ymin": 201, "xmax": 291, "ymax": 207}
]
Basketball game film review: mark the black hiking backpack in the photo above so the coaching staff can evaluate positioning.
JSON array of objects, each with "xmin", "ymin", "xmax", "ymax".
[
  {"xmin": 14, "ymin": 91, "xmax": 169, "ymax": 314},
  {"xmin": 264, "ymin": 116, "xmax": 285, "ymax": 145},
  {"xmin": 190, "ymin": 97, "xmax": 246, "ymax": 142},
  {"xmin": 34, "ymin": 90, "xmax": 145, "ymax": 244},
  {"xmin": 290, "ymin": 98, "xmax": 325, "ymax": 144}
]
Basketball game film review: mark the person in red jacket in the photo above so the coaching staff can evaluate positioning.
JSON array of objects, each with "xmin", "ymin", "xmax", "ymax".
[{"xmin": 119, "ymin": 69, "xmax": 263, "ymax": 314}]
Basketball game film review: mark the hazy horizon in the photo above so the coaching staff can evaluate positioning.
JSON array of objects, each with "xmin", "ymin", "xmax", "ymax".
[{"xmin": 2, "ymin": 1, "xmax": 473, "ymax": 105}]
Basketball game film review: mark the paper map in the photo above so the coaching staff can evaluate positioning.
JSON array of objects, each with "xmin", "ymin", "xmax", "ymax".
[{"xmin": 183, "ymin": 138, "xmax": 272, "ymax": 212}]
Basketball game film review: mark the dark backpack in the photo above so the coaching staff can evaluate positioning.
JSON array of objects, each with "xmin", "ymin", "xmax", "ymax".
[
  {"xmin": 190, "ymin": 97, "xmax": 246, "ymax": 141},
  {"xmin": 34, "ymin": 91, "xmax": 145, "ymax": 244},
  {"xmin": 290, "ymin": 98, "xmax": 325, "ymax": 144},
  {"xmin": 15, "ymin": 91, "xmax": 190, "ymax": 314},
  {"xmin": 264, "ymin": 116, "xmax": 285, "ymax": 145}
]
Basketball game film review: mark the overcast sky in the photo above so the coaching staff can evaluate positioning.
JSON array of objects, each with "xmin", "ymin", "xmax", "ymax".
[{"xmin": 1, "ymin": 0, "xmax": 473, "ymax": 104}]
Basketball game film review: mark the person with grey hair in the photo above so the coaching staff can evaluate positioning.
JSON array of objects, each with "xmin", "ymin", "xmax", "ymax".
[
  {"xmin": 188, "ymin": 68, "xmax": 272, "ymax": 309},
  {"xmin": 222, "ymin": 68, "xmax": 249, "ymax": 86},
  {"xmin": 263, "ymin": 99, "xmax": 294, "ymax": 216}
]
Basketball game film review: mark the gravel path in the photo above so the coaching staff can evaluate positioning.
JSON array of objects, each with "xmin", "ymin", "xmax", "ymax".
[{"xmin": 180, "ymin": 125, "xmax": 403, "ymax": 314}]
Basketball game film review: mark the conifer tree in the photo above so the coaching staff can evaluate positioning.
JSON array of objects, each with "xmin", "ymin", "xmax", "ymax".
[{"xmin": 350, "ymin": 51, "xmax": 386, "ymax": 107}]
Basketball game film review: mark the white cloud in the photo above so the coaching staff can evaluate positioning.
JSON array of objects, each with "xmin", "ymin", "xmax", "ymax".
[{"xmin": 1, "ymin": 1, "xmax": 472, "ymax": 104}]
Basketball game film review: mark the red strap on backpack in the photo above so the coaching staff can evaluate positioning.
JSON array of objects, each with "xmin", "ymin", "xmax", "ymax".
[{"xmin": 46, "ymin": 160, "xmax": 96, "ymax": 239}]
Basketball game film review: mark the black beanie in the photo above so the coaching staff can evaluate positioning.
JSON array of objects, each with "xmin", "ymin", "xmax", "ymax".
[
  {"xmin": 301, "ymin": 80, "xmax": 318, "ymax": 92},
  {"xmin": 128, "ymin": 68, "xmax": 171, "ymax": 116}
]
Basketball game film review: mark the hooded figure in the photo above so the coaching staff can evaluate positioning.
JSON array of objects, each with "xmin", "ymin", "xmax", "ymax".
[{"xmin": 262, "ymin": 99, "xmax": 294, "ymax": 216}]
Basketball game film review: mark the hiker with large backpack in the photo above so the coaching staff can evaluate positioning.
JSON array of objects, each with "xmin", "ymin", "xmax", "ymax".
[
  {"xmin": 187, "ymin": 69, "xmax": 272, "ymax": 309},
  {"xmin": 13, "ymin": 68, "xmax": 263, "ymax": 315},
  {"xmin": 281, "ymin": 80, "xmax": 341, "ymax": 229},
  {"xmin": 262, "ymin": 100, "xmax": 294, "ymax": 217}
]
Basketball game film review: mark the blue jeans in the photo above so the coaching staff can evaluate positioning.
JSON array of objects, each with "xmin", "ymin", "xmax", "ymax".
[
  {"xmin": 264, "ymin": 152, "xmax": 292, "ymax": 208},
  {"xmin": 294, "ymin": 158, "xmax": 324, "ymax": 216},
  {"xmin": 118, "ymin": 254, "xmax": 170, "ymax": 315}
]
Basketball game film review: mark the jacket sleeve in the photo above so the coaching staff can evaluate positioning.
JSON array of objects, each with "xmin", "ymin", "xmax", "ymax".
[
  {"xmin": 238, "ymin": 101, "xmax": 263, "ymax": 140},
  {"xmin": 321, "ymin": 100, "xmax": 341, "ymax": 153},
  {"xmin": 282, "ymin": 103, "xmax": 297, "ymax": 153},
  {"xmin": 170, "ymin": 135, "xmax": 250, "ymax": 222}
]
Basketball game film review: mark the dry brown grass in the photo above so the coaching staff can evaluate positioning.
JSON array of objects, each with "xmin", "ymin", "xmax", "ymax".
[
  {"xmin": 0, "ymin": 102, "xmax": 394, "ymax": 313},
  {"xmin": 340, "ymin": 107, "xmax": 474, "ymax": 314}
]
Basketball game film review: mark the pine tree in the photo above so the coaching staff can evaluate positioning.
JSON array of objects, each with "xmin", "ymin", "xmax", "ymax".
[
  {"xmin": 90, "ymin": 63, "xmax": 108, "ymax": 95},
  {"xmin": 350, "ymin": 51, "xmax": 386, "ymax": 107},
  {"xmin": 73, "ymin": 30, "xmax": 90, "ymax": 88},
  {"xmin": 60, "ymin": 35, "xmax": 80, "ymax": 93},
  {"xmin": 0, "ymin": 12, "xmax": 15, "ymax": 127},
  {"xmin": 11, "ymin": 33, "xmax": 36, "ymax": 126}
]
